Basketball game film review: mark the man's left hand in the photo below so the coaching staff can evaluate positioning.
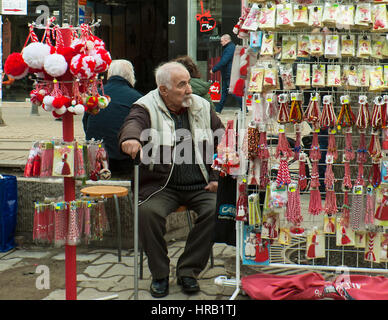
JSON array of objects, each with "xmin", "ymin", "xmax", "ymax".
[{"xmin": 204, "ymin": 181, "xmax": 218, "ymax": 193}]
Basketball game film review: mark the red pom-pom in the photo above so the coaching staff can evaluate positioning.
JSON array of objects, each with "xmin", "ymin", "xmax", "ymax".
[
  {"xmin": 233, "ymin": 78, "xmax": 245, "ymax": 97},
  {"xmin": 70, "ymin": 54, "xmax": 96, "ymax": 79},
  {"xmin": 4, "ymin": 52, "xmax": 28, "ymax": 79},
  {"xmin": 62, "ymin": 96, "xmax": 72, "ymax": 108},
  {"xmin": 52, "ymin": 96, "xmax": 64, "ymax": 109},
  {"xmin": 56, "ymin": 46, "xmax": 76, "ymax": 64},
  {"xmin": 30, "ymin": 89, "xmax": 44, "ymax": 105},
  {"xmin": 85, "ymin": 96, "xmax": 98, "ymax": 109},
  {"xmin": 52, "ymin": 110, "xmax": 62, "ymax": 118},
  {"xmin": 93, "ymin": 49, "xmax": 112, "ymax": 73}
]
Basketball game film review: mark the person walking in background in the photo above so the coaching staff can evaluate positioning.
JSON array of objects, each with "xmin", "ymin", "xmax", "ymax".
[
  {"xmin": 210, "ymin": 34, "xmax": 242, "ymax": 114},
  {"xmin": 82, "ymin": 59, "xmax": 143, "ymax": 178},
  {"xmin": 174, "ymin": 55, "xmax": 215, "ymax": 110}
]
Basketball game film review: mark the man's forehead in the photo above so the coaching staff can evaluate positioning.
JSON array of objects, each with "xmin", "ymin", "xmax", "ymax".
[{"xmin": 170, "ymin": 68, "xmax": 190, "ymax": 82}]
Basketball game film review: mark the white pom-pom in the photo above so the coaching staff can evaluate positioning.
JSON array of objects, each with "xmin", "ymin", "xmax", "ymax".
[
  {"xmin": 56, "ymin": 106, "xmax": 67, "ymax": 115},
  {"xmin": 44, "ymin": 54, "xmax": 68, "ymax": 78},
  {"xmin": 43, "ymin": 95, "xmax": 54, "ymax": 107},
  {"xmin": 22, "ymin": 42, "xmax": 51, "ymax": 69},
  {"xmin": 67, "ymin": 106, "xmax": 75, "ymax": 113},
  {"xmin": 73, "ymin": 104, "xmax": 85, "ymax": 115},
  {"xmin": 43, "ymin": 104, "xmax": 54, "ymax": 112},
  {"xmin": 98, "ymin": 96, "xmax": 109, "ymax": 108}
]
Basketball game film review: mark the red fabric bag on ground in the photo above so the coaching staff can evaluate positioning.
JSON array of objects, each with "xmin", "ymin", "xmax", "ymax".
[
  {"xmin": 333, "ymin": 274, "xmax": 388, "ymax": 300},
  {"xmin": 242, "ymin": 272, "xmax": 388, "ymax": 300},
  {"xmin": 241, "ymin": 272, "xmax": 336, "ymax": 300}
]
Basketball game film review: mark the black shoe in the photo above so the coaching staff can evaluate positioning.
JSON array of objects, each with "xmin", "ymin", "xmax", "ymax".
[
  {"xmin": 177, "ymin": 276, "xmax": 200, "ymax": 294},
  {"xmin": 150, "ymin": 277, "xmax": 169, "ymax": 298}
]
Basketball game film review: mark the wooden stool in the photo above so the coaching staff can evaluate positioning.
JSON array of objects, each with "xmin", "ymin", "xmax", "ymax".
[
  {"xmin": 139, "ymin": 205, "xmax": 214, "ymax": 279},
  {"xmin": 80, "ymin": 186, "xmax": 129, "ymax": 262}
]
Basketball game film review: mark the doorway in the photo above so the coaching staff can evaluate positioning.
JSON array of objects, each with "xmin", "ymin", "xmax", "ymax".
[{"xmin": 91, "ymin": 0, "xmax": 169, "ymax": 95}]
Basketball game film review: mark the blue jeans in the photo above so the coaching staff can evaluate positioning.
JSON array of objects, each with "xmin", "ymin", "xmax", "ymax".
[{"xmin": 216, "ymin": 77, "xmax": 243, "ymax": 113}]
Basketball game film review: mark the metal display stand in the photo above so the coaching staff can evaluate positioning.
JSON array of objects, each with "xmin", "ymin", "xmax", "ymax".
[{"xmin": 215, "ymin": 0, "xmax": 388, "ymax": 300}]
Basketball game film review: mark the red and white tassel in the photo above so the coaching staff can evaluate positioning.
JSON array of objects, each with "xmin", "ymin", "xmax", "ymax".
[
  {"xmin": 324, "ymin": 190, "xmax": 338, "ymax": 216},
  {"xmin": 324, "ymin": 160, "xmax": 337, "ymax": 215},
  {"xmin": 341, "ymin": 191, "xmax": 350, "ymax": 228},
  {"xmin": 304, "ymin": 93, "xmax": 321, "ymax": 125},
  {"xmin": 275, "ymin": 127, "xmax": 293, "ymax": 160},
  {"xmin": 320, "ymin": 95, "xmax": 336, "ymax": 129},
  {"xmin": 309, "ymin": 130, "xmax": 321, "ymax": 161},
  {"xmin": 277, "ymin": 93, "xmax": 290, "ymax": 124},
  {"xmin": 370, "ymin": 161, "xmax": 381, "ymax": 188},
  {"xmin": 342, "ymin": 160, "xmax": 352, "ymax": 190},
  {"xmin": 365, "ymin": 185, "xmax": 375, "ymax": 225},
  {"xmin": 265, "ymin": 93, "xmax": 278, "ymax": 120},
  {"xmin": 259, "ymin": 159, "xmax": 270, "ymax": 189},
  {"xmin": 327, "ymin": 130, "xmax": 338, "ymax": 161},
  {"xmin": 368, "ymin": 130, "xmax": 382, "ymax": 160},
  {"xmin": 356, "ymin": 95, "xmax": 370, "ymax": 130},
  {"xmin": 309, "ymin": 160, "xmax": 322, "ymax": 215},
  {"xmin": 276, "ymin": 158, "xmax": 292, "ymax": 186},
  {"xmin": 258, "ymin": 130, "xmax": 270, "ymax": 160},
  {"xmin": 350, "ymin": 185, "xmax": 364, "ymax": 231},
  {"xmin": 293, "ymin": 124, "xmax": 302, "ymax": 161},
  {"xmin": 324, "ymin": 161, "xmax": 335, "ymax": 188},
  {"xmin": 309, "ymin": 189, "xmax": 323, "ymax": 215},
  {"xmin": 371, "ymin": 96, "xmax": 383, "ymax": 130},
  {"xmin": 357, "ymin": 130, "xmax": 368, "ymax": 164},
  {"xmin": 286, "ymin": 184, "xmax": 303, "ymax": 226},
  {"xmin": 344, "ymin": 128, "xmax": 355, "ymax": 161},
  {"xmin": 298, "ymin": 153, "xmax": 308, "ymax": 191},
  {"xmin": 310, "ymin": 160, "xmax": 320, "ymax": 189},
  {"xmin": 248, "ymin": 159, "xmax": 259, "ymax": 185}
]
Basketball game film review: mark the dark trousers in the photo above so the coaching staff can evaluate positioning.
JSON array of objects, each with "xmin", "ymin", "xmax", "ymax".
[
  {"xmin": 138, "ymin": 187, "xmax": 216, "ymax": 279},
  {"xmin": 216, "ymin": 76, "xmax": 243, "ymax": 113}
]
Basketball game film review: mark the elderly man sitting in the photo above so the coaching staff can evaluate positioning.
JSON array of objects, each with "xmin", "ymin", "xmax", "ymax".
[{"xmin": 119, "ymin": 61, "xmax": 224, "ymax": 298}]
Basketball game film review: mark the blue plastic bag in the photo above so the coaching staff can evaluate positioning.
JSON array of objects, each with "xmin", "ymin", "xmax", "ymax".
[{"xmin": 0, "ymin": 175, "xmax": 18, "ymax": 252}]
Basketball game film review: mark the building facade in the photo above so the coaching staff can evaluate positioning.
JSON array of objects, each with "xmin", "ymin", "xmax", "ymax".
[{"xmin": 2, "ymin": 0, "xmax": 241, "ymax": 101}]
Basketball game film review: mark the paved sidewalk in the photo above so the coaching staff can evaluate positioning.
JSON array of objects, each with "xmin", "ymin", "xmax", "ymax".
[{"xmin": 0, "ymin": 241, "xmax": 240, "ymax": 300}]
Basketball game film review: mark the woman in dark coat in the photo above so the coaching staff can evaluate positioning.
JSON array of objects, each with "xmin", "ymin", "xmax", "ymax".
[
  {"xmin": 174, "ymin": 55, "xmax": 215, "ymax": 110},
  {"xmin": 82, "ymin": 59, "xmax": 143, "ymax": 177}
]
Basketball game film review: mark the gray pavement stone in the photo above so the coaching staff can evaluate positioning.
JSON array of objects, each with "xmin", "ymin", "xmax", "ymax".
[
  {"xmin": 84, "ymin": 263, "xmax": 112, "ymax": 278},
  {"xmin": 168, "ymin": 246, "xmax": 182, "ymax": 258},
  {"xmin": 0, "ymin": 258, "xmax": 23, "ymax": 272},
  {"xmin": 78, "ymin": 275, "xmax": 123, "ymax": 291},
  {"xmin": 92, "ymin": 253, "xmax": 120, "ymax": 265},
  {"xmin": 199, "ymin": 266, "xmax": 227, "ymax": 280},
  {"xmin": 3, "ymin": 250, "xmax": 50, "ymax": 260},
  {"xmin": 102, "ymin": 263, "xmax": 133, "ymax": 277},
  {"xmin": 77, "ymin": 288, "xmax": 118, "ymax": 300},
  {"xmin": 42, "ymin": 289, "xmax": 66, "ymax": 300},
  {"xmin": 222, "ymin": 246, "xmax": 236, "ymax": 258},
  {"xmin": 213, "ymin": 243, "xmax": 228, "ymax": 256},
  {"xmin": 0, "ymin": 249, "xmax": 15, "ymax": 259}
]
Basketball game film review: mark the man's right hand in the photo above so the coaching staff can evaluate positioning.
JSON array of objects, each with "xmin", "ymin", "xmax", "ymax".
[{"xmin": 121, "ymin": 139, "xmax": 142, "ymax": 160}]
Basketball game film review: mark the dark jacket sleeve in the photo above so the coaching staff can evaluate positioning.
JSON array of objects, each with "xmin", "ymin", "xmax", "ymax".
[
  {"xmin": 212, "ymin": 43, "xmax": 235, "ymax": 73},
  {"xmin": 118, "ymin": 104, "xmax": 151, "ymax": 149},
  {"xmin": 209, "ymin": 108, "xmax": 225, "ymax": 182}
]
